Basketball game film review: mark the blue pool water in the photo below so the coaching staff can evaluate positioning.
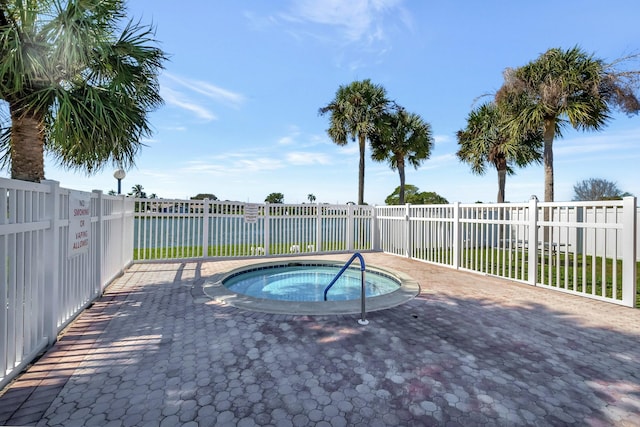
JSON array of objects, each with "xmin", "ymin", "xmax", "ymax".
[{"xmin": 223, "ymin": 265, "xmax": 400, "ymax": 302}]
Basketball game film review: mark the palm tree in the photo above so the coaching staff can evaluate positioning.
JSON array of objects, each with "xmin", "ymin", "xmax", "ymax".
[
  {"xmin": 130, "ymin": 184, "xmax": 146, "ymax": 198},
  {"xmin": 307, "ymin": 194, "xmax": 316, "ymax": 203},
  {"xmin": 370, "ymin": 107, "xmax": 434, "ymax": 205},
  {"xmin": 457, "ymin": 102, "xmax": 542, "ymax": 203},
  {"xmin": 497, "ymin": 46, "xmax": 640, "ymax": 201},
  {"xmin": 0, "ymin": 0, "xmax": 166, "ymax": 182},
  {"xmin": 319, "ymin": 79, "xmax": 390, "ymax": 205}
]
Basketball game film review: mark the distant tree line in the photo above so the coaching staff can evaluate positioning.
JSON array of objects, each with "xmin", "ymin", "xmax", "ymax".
[{"xmin": 385, "ymin": 185, "xmax": 448, "ymax": 205}]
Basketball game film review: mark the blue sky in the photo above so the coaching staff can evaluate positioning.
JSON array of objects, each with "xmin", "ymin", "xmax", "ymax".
[{"xmin": 16, "ymin": 1, "xmax": 640, "ymax": 204}]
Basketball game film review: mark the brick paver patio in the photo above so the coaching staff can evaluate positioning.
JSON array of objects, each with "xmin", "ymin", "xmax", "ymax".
[{"xmin": 1, "ymin": 253, "xmax": 639, "ymax": 426}]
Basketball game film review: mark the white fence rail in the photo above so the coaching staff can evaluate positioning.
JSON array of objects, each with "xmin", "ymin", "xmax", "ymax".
[
  {"xmin": 132, "ymin": 199, "xmax": 376, "ymax": 259},
  {"xmin": 1, "ymin": 178, "xmax": 133, "ymax": 390},
  {"xmin": 377, "ymin": 197, "xmax": 637, "ymax": 307}
]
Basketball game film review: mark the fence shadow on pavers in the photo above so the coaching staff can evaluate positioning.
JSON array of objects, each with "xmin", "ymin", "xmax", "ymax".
[
  {"xmin": 338, "ymin": 293, "xmax": 640, "ymax": 426},
  {"xmin": 211, "ymin": 294, "xmax": 640, "ymax": 426},
  {"xmin": 2, "ymin": 274, "xmax": 639, "ymax": 426},
  {"xmin": 0, "ymin": 285, "xmax": 153, "ymax": 426}
]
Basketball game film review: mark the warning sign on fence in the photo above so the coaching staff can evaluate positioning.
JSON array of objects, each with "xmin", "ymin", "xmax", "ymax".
[
  {"xmin": 244, "ymin": 204, "xmax": 259, "ymax": 224},
  {"xmin": 69, "ymin": 191, "xmax": 91, "ymax": 257}
]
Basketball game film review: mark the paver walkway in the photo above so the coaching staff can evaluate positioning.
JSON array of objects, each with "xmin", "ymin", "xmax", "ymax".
[{"xmin": 1, "ymin": 253, "xmax": 639, "ymax": 426}]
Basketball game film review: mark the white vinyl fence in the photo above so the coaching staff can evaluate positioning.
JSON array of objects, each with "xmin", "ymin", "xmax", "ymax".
[
  {"xmin": 2, "ymin": 182, "xmax": 638, "ymax": 390},
  {"xmin": 1, "ymin": 178, "xmax": 133, "ymax": 390},
  {"xmin": 132, "ymin": 199, "xmax": 376, "ymax": 259},
  {"xmin": 377, "ymin": 197, "xmax": 637, "ymax": 307}
]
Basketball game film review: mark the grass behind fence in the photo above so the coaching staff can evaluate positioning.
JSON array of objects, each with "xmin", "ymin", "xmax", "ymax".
[
  {"xmin": 133, "ymin": 241, "xmax": 374, "ymax": 260},
  {"xmin": 455, "ymin": 247, "xmax": 639, "ymax": 307}
]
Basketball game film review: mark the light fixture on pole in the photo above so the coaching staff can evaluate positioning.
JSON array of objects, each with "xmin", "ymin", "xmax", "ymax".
[{"xmin": 113, "ymin": 169, "xmax": 126, "ymax": 194}]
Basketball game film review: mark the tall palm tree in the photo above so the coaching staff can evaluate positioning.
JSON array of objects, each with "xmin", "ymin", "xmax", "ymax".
[
  {"xmin": 457, "ymin": 102, "xmax": 542, "ymax": 203},
  {"xmin": 319, "ymin": 79, "xmax": 390, "ymax": 205},
  {"xmin": 370, "ymin": 107, "xmax": 434, "ymax": 205},
  {"xmin": 0, "ymin": 0, "xmax": 166, "ymax": 182},
  {"xmin": 497, "ymin": 46, "xmax": 640, "ymax": 201}
]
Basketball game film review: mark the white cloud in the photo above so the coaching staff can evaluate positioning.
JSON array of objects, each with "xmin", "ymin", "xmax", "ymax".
[
  {"xmin": 238, "ymin": 158, "xmax": 284, "ymax": 172},
  {"xmin": 421, "ymin": 153, "xmax": 458, "ymax": 169},
  {"xmin": 277, "ymin": 126, "xmax": 334, "ymax": 148},
  {"xmin": 163, "ymin": 73, "xmax": 245, "ymax": 109},
  {"xmin": 277, "ymin": 126, "xmax": 301, "ymax": 145},
  {"xmin": 336, "ymin": 143, "xmax": 360, "ymax": 156},
  {"xmin": 555, "ymin": 129, "xmax": 640, "ymax": 157},
  {"xmin": 287, "ymin": 0, "xmax": 403, "ymax": 43},
  {"xmin": 434, "ymin": 134, "xmax": 453, "ymax": 144},
  {"xmin": 278, "ymin": 136, "xmax": 296, "ymax": 145},
  {"xmin": 161, "ymin": 87, "xmax": 217, "ymax": 121},
  {"xmin": 163, "ymin": 125, "xmax": 187, "ymax": 132},
  {"xmin": 181, "ymin": 156, "xmax": 284, "ymax": 177},
  {"xmin": 286, "ymin": 152, "xmax": 332, "ymax": 165}
]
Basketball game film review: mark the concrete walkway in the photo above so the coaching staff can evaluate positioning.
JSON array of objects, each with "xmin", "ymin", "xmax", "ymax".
[{"xmin": 1, "ymin": 253, "xmax": 639, "ymax": 426}]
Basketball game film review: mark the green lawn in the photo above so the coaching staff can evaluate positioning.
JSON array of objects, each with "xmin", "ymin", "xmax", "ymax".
[{"xmin": 456, "ymin": 247, "xmax": 639, "ymax": 307}]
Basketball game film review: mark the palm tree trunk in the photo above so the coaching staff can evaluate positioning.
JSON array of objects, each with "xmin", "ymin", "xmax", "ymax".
[
  {"xmin": 496, "ymin": 155, "xmax": 507, "ymax": 203},
  {"xmin": 358, "ymin": 133, "xmax": 366, "ymax": 205},
  {"xmin": 398, "ymin": 159, "xmax": 406, "ymax": 205},
  {"xmin": 497, "ymin": 169, "xmax": 506, "ymax": 203},
  {"xmin": 543, "ymin": 118, "xmax": 555, "ymax": 202},
  {"xmin": 10, "ymin": 103, "xmax": 46, "ymax": 182},
  {"xmin": 542, "ymin": 118, "xmax": 556, "ymax": 244}
]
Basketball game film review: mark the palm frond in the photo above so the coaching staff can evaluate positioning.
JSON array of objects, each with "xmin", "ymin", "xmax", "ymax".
[
  {"xmin": 0, "ymin": 0, "xmax": 166, "ymax": 179},
  {"xmin": 370, "ymin": 106, "xmax": 433, "ymax": 171}
]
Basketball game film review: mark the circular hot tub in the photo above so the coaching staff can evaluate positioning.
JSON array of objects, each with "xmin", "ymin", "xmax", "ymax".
[{"xmin": 203, "ymin": 260, "xmax": 420, "ymax": 315}]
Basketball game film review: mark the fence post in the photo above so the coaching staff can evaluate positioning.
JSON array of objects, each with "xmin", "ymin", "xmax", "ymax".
[
  {"xmin": 453, "ymin": 202, "xmax": 460, "ymax": 269},
  {"xmin": 404, "ymin": 204, "xmax": 411, "ymax": 258},
  {"xmin": 575, "ymin": 205, "xmax": 584, "ymax": 259},
  {"xmin": 622, "ymin": 196, "xmax": 637, "ymax": 307},
  {"xmin": 347, "ymin": 204, "xmax": 355, "ymax": 251},
  {"xmin": 42, "ymin": 180, "xmax": 61, "ymax": 345},
  {"xmin": 316, "ymin": 204, "xmax": 323, "ymax": 252},
  {"xmin": 527, "ymin": 197, "xmax": 539, "ymax": 286},
  {"xmin": 371, "ymin": 206, "xmax": 380, "ymax": 251},
  {"xmin": 93, "ymin": 190, "xmax": 104, "ymax": 295},
  {"xmin": 264, "ymin": 203, "xmax": 270, "ymax": 256},
  {"xmin": 202, "ymin": 199, "xmax": 210, "ymax": 258},
  {"xmin": 120, "ymin": 195, "xmax": 128, "ymax": 268}
]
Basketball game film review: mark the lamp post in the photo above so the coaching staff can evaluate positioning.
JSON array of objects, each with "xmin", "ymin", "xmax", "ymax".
[{"xmin": 113, "ymin": 169, "xmax": 126, "ymax": 195}]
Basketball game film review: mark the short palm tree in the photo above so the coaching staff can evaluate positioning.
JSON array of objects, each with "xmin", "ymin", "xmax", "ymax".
[
  {"xmin": 0, "ymin": 0, "xmax": 166, "ymax": 182},
  {"xmin": 497, "ymin": 46, "xmax": 640, "ymax": 201},
  {"xmin": 371, "ymin": 107, "xmax": 434, "ymax": 205},
  {"xmin": 319, "ymin": 79, "xmax": 390, "ymax": 205},
  {"xmin": 457, "ymin": 101, "xmax": 542, "ymax": 203},
  {"xmin": 130, "ymin": 184, "xmax": 146, "ymax": 198}
]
